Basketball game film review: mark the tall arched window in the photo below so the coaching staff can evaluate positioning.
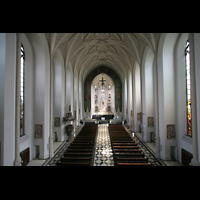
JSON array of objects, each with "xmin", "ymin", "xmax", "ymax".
[
  {"xmin": 185, "ymin": 39, "xmax": 192, "ymax": 137},
  {"xmin": 20, "ymin": 44, "xmax": 25, "ymax": 137}
]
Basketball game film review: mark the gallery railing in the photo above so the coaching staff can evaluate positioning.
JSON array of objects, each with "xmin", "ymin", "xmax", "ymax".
[{"xmin": 123, "ymin": 125, "xmax": 166, "ymax": 166}]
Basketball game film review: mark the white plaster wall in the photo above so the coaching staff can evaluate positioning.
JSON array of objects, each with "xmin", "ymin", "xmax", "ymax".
[
  {"xmin": 163, "ymin": 33, "xmax": 179, "ymax": 160},
  {"xmin": 163, "ymin": 34, "xmax": 178, "ymax": 125},
  {"xmin": 157, "ymin": 33, "xmax": 166, "ymax": 160},
  {"xmin": 157, "ymin": 33, "xmax": 179, "ymax": 160},
  {"xmin": 142, "ymin": 46, "xmax": 155, "ymax": 142},
  {"xmin": 0, "ymin": 33, "xmax": 16, "ymax": 165},
  {"xmin": 133, "ymin": 62, "xmax": 141, "ymax": 132},
  {"xmin": 53, "ymin": 50, "xmax": 65, "ymax": 141},
  {"xmin": 127, "ymin": 70, "xmax": 132, "ymax": 126},
  {"xmin": 19, "ymin": 33, "xmax": 34, "ymax": 160},
  {"xmin": 32, "ymin": 36, "xmax": 45, "ymax": 158},
  {"xmin": 27, "ymin": 33, "xmax": 50, "ymax": 159},
  {"xmin": 0, "ymin": 33, "xmax": 6, "ymax": 165},
  {"xmin": 79, "ymin": 77, "xmax": 83, "ymax": 119},
  {"xmin": 74, "ymin": 70, "xmax": 79, "ymax": 125},
  {"xmin": 66, "ymin": 63, "xmax": 73, "ymax": 113}
]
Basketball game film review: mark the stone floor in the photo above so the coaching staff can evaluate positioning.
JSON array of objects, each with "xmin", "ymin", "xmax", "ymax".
[
  {"xmin": 135, "ymin": 133, "xmax": 182, "ymax": 166},
  {"xmin": 27, "ymin": 142, "xmax": 63, "ymax": 166},
  {"xmin": 93, "ymin": 124, "xmax": 114, "ymax": 166}
]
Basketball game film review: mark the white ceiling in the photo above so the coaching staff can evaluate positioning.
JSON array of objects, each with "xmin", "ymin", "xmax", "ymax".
[{"xmin": 47, "ymin": 33, "xmax": 160, "ymax": 78}]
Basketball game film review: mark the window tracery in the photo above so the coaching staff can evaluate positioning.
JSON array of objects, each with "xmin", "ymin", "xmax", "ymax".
[
  {"xmin": 20, "ymin": 44, "xmax": 25, "ymax": 137},
  {"xmin": 185, "ymin": 39, "xmax": 192, "ymax": 137}
]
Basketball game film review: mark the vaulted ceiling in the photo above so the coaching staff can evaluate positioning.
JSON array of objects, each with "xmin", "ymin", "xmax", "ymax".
[{"xmin": 46, "ymin": 33, "xmax": 160, "ymax": 79}]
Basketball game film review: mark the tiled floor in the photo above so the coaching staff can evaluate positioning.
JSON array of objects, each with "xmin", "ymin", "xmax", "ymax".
[
  {"xmin": 27, "ymin": 142, "xmax": 63, "ymax": 166},
  {"xmin": 135, "ymin": 132, "xmax": 182, "ymax": 166},
  {"xmin": 93, "ymin": 124, "xmax": 114, "ymax": 166}
]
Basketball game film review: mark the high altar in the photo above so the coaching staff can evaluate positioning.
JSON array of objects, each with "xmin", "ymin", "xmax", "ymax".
[{"xmin": 91, "ymin": 73, "xmax": 115, "ymax": 119}]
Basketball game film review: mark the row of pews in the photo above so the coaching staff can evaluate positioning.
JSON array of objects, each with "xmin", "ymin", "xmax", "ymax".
[
  {"xmin": 109, "ymin": 124, "xmax": 151, "ymax": 166},
  {"xmin": 56, "ymin": 124, "xmax": 97, "ymax": 166}
]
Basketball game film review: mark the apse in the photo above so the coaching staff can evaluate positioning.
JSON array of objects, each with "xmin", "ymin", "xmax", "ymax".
[
  {"xmin": 91, "ymin": 73, "xmax": 115, "ymax": 115},
  {"xmin": 84, "ymin": 65, "xmax": 122, "ymax": 113}
]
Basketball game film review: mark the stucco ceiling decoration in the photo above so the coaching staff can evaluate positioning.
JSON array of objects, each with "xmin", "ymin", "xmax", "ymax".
[{"xmin": 51, "ymin": 33, "xmax": 159, "ymax": 78}]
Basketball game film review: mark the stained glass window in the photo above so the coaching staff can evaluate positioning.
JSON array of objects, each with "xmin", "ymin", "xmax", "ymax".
[
  {"xmin": 185, "ymin": 39, "xmax": 192, "ymax": 137},
  {"xmin": 20, "ymin": 44, "xmax": 25, "ymax": 137}
]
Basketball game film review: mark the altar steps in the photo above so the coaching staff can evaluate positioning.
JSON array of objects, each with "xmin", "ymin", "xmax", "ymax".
[{"xmin": 109, "ymin": 124, "xmax": 151, "ymax": 166}]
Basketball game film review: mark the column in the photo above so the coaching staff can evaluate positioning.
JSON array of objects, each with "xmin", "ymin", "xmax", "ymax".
[
  {"xmin": 76, "ymin": 74, "xmax": 79, "ymax": 126},
  {"xmin": 49, "ymin": 56, "xmax": 54, "ymax": 158},
  {"xmin": 190, "ymin": 33, "xmax": 200, "ymax": 166},
  {"xmin": 14, "ymin": 33, "xmax": 22, "ymax": 166},
  {"xmin": 127, "ymin": 70, "xmax": 133, "ymax": 127},
  {"xmin": 154, "ymin": 59, "xmax": 160, "ymax": 159}
]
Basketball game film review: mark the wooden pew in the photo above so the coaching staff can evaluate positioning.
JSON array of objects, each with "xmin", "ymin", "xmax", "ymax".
[
  {"xmin": 109, "ymin": 124, "xmax": 151, "ymax": 166},
  {"xmin": 56, "ymin": 124, "xmax": 97, "ymax": 166}
]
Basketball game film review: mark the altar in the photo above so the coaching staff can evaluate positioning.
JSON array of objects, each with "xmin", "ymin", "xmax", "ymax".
[{"xmin": 92, "ymin": 112, "xmax": 114, "ymax": 120}]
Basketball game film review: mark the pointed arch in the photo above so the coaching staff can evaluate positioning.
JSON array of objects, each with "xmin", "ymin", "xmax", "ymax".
[{"xmin": 84, "ymin": 66, "xmax": 122, "ymax": 112}]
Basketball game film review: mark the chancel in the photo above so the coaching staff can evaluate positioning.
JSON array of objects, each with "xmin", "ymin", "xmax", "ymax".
[
  {"xmin": 91, "ymin": 73, "xmax": 115, "ymax": 120},
  {"xmin": 1, "ymin": 33, "xmax": 200, "ymax": 166}
]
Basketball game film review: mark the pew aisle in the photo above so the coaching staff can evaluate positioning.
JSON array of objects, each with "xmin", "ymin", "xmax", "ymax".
[{"xmin": 93, "ymin": 124, "xmax": 114, "ymax": 166}]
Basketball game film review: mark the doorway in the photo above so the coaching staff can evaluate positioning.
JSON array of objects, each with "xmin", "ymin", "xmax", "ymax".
[{"xmin": 20, "ymin": 147, "xmax": 30, "ymax": 166}]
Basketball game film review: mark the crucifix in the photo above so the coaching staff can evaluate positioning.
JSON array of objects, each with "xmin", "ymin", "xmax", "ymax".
[
  {"xmin": 99, "ymin": 74, "xmax": 106, "ymax": 112},
  {"xmin": 99, "ymin": 75, "xmax": 106, "ymax": 89}
]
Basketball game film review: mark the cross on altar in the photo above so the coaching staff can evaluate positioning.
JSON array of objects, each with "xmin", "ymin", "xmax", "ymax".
[{"xmin": 99, "ymin": 77, "xmax": 106, "ymax": 88}]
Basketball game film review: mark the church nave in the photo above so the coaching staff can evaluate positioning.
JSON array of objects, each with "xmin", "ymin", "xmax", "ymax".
[
  {"xmin": 43, "ymin": 123, "xmax": 166, "ymax": 166},
  {"xmin": 1, "ymin": 33, "xmax": 200, "ymax": 166}
]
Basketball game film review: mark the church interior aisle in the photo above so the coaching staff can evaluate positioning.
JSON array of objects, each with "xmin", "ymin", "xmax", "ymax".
[{"xmin": 93, "ymin": 124, "xmax": 114, "ymax": 166}]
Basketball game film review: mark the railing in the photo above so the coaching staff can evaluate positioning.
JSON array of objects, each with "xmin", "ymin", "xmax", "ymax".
[
  {"xmin": 42, "ymin": 125, "xmax": 84, "ymax": 166},
  {"xmin": 123, "ymin": 125, "xmax": 166, "ymax": 166}
]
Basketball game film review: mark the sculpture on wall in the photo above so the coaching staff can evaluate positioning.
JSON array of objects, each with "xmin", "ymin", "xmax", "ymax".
[
  {"xmin": 35, "ymin": 124, "xmax": 43, "ymax": 139},
  {"xmin": 148, "ymin": 117, "xmax": 154, "ymax": 127},
  {"xmin": 54, "ymin": 117, "xmax": 60, "ymax": 127},
  {"xmin": 167, "ymin": 124, "xmax": 176, "ymax": 139}
]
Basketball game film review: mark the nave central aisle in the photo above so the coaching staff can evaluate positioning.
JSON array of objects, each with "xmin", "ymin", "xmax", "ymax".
[{"xmin": 93, "ymin": 124, "xmax": 114, "ymax": 166}]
